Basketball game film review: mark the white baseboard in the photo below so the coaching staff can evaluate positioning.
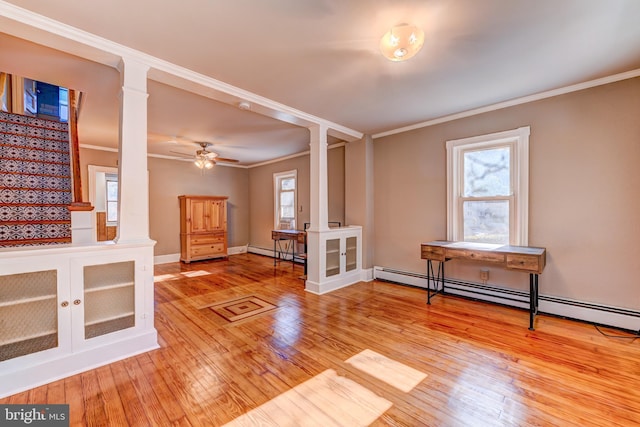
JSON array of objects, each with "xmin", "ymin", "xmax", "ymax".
[
  {"xmin": 228, "ymin": 245, "xmax": 248, "ymax": 255},
  {"xmin": 248, "ymin": 245, "xmax": 276, "ymax": 258},
  {"xmin": 154, "ymin": 253, "xmax": 180, "ymax": 264},
  {"xmin": 248, "ymin": 245, "xmax": 300, "ymax": 262},
  {"xmin": 361, "ymin": 268, "xmax": 374, "ymax": 282},
  {"xmin": 373, "ymin": 266, "xmax": 640, "ymax": 332}
]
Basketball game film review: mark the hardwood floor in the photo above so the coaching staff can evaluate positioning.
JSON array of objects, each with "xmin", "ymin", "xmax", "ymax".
[{"xmin": 3, "ymin": 253, "xmax": 640, "ymax": 426}]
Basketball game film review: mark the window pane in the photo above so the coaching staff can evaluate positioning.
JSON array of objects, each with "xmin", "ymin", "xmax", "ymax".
[
  {"xmin": 280, "ymin": 178, "xmax": 295, "ymax": 190},
  {"xmin": 463, "ymin": 147, "xmax": 510, "ymax": 197},
  {"xmin": 463, "ymin": 200, "xmax": 509, "ymax": 244},
  {"xmin": 106, "ymin": 180, "xmax": 118, "ymax": 201},
  {"xmin": 106, "ymin": 201, "xmax": 118, "ymax": 222},
  {"xmin": 280, "ymin": 191, "xmax": 294, "ymax": 218}
]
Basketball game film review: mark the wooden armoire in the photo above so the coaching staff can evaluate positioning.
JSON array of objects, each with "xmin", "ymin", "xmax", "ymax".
[{"xmin": 179, "ymin": 195, "xmax": 228, "ymax": 263}]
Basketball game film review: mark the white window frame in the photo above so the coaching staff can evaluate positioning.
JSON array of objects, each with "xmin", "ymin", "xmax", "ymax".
[
  {"xmin": 273, "ymin": 169, "xmax": 297, "ymax": 229},
  {"xmin": 105, "ymin": 173, "xmax": 118, "ymax": 225},
  {"xmin": 446, "ymin": 126, "xmax": 530, "ymax": 246}
]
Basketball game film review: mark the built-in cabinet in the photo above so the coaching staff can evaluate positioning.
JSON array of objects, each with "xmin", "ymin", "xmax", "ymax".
[
  {"xmin": 0, "ymin": 243, "xmax": 158, "ymax": 398},
  {"xmin": 305, "ymin": 225, "xmax": 363, "ymax": 294},
  {"xmin": 179, "ymin": 195, "xmax": 228, "ymax": 263}
]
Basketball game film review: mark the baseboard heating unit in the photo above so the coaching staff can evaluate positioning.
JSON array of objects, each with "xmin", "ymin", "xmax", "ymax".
[{"xmin": 373, "ymin": 266, "xmax": 640, "ymax": 332}]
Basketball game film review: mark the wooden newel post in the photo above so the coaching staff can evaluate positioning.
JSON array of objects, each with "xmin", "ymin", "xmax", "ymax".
[{"xmin": 68, "ymin": 88, "xmax": 93, "ymax": 212}]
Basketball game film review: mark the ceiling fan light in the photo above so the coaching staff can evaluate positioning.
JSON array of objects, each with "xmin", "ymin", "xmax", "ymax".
[
  {"xmin": 204, "ymin": 159, "xmax": 214, "ymax": 169},
  {"xmin": 380, "ymin": 23, "xmax": 424, "ymax": 62},
  {"xmin": 194, "ymin": 158, "xmax": 205, "ymax": 168}
]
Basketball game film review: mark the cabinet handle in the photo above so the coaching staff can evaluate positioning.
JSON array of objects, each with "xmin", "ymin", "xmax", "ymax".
[
  {"xmin": 73, "ymin": 299, "xmax": 82, "ymax": 305},
  {"xmin": 61, "ymin": 301, "xmax": 69, "ymax": 307}
]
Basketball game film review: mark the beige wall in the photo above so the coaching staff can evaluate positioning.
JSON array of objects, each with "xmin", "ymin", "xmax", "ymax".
[
  {"xmin": 248, "ymin": 145, "xmax": 345, "ymax": 250},
  {"xmin": 345, "ymin": 135, "xmax": 374, "ymax": 269},
  {"xmin": 373, "ymin": 77, "xmax": 640, "ymax": 309},
  {"xmin": 80, "ymin": 148, "xmax": 249, "ymax": 256}
]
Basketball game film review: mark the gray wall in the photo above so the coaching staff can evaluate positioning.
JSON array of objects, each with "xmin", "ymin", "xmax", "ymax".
[{"xmin": 373, "ymin": 77, "xmax": 640, "ymax": 309}]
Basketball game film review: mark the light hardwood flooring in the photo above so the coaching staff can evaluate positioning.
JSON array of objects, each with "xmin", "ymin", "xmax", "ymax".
[{"xmin": 2, "ymin": 253, "xmax": 640, "ymax": 426}]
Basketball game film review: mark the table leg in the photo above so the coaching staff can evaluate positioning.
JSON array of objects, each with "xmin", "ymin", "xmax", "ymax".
[
  {"xmin": 529, "ymin": 273, "xmax": 539, "ymax": 330},
  {"xmin": 427, "ymin": 260, "xmax": 433, "ymax": 304},
  {"xmin": 427, "ymin": 260, "xmax": 444, "ymax": 304}
]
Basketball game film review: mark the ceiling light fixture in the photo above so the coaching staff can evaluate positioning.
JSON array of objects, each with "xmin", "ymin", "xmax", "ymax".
[
  {"xmin": 380, "ymin": 23, "xmax": 424, "ymax": 62},
  {"xmin": 194, "ymin": 154, "xmax": 214, "ymax": 169}
]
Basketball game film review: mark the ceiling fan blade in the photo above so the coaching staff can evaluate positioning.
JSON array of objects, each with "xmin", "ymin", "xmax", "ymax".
[{"xmin": 215, "ymin": 157, "xmax": 240, "ymax": 163}]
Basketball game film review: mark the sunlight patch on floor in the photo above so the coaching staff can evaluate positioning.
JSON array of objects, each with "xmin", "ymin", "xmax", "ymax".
[
  {"xmin": 345, "ymin": 349, "xmax": 427, "ymax": 393},
  {"xmin": 153, "ymin": 273, "xmax": 178, "ymax": 281},
  {"xmin": 181, "ymin": 270, "xmax": 210, "ymax": 277},
  {"xmin": 222, "ymin": 369, "xmax": 392, "ymax": 426}
]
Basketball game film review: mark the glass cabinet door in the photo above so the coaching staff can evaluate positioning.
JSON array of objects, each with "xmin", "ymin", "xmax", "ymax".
[
  {"xmin": 326, "ymin": 238, "xmax": 340, "ymax": 277},
  {"xmin": 345, "ymin": 236, "xmax": 357, "ymax": 272},
  {"xmin": 83, "ymin": 261, "xmax": 135, "ymax": 339},
  {"xmin": 0, "ymin": 270, "xmax": 58, "ymax": 362}
]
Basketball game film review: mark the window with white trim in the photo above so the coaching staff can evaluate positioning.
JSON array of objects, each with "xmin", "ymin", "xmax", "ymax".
[
  {"xmin": 274, "ymin": 170, "xmax": 297, "ymax": 229},
  {"xmin": 446, "ymin": 127, "xmax": 530, "ymax": 246},
  {"xmin": 105, "ymin": 173, "xmax": 118, "ymax": 224}
]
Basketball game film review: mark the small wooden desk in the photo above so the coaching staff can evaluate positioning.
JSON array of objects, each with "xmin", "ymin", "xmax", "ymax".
[
  {"xmin": 421, "ymin": 241, "xmax": 546, "ymax": 330},
  {"xmin": 272, "ymin": 229, "xmax": 306, "ymax": 272}
]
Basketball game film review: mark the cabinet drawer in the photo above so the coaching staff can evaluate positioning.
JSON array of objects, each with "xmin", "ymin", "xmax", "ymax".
[
  {"xmin": 190, "ymin": 235, "xmax": 224, "ymax": 245},
  {"xmin": 191, "ymin": 243, "xmax": 225, "ymax": 257},
  {"xmin": 446, "ymin": 248, "xmax": 505, "ymax": 263},
  {"xmin": 506, "ymin": 254, "xmax": 540, "ymax": 272},
  {"xmin": 421, "ymin": 245, "xmax": 445, "ymax": 261}
]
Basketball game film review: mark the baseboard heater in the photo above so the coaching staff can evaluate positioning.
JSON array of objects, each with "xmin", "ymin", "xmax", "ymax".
[
  {"xmin": 248, "ymin": 245, "xmax": 303, "ymax": 263},
  {"xmin": 373, "ymin": 266, "xmax": 640, "ymax": 332}
]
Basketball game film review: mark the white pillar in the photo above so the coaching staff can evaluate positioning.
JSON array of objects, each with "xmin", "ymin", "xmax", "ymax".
[
  {"xmin": 308, "ymin": 123, "xmax": 329, "ymax": 232},
  {"xmin": 306, "ymin": 124, "xmax": 329, "ymax": 287},
  {"xmin": 115, "ymin": 56, "xmax": 151, "ymax": 244}
]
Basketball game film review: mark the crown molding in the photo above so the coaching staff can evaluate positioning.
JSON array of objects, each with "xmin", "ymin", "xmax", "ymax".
[{"xmin": 374, "ymin": 68, "xmax": 640, "ymax": 139}]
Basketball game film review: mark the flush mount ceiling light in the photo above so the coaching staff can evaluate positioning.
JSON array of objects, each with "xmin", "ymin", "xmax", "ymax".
[{"xmin": 380, "ymin": 23, "xmax": 424, "ymax": 62}]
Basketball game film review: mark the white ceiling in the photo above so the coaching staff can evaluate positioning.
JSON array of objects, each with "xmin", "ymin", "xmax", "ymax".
[{"xmin": 1, "ymin": 0, "xmax": 640, "ymax": 165}]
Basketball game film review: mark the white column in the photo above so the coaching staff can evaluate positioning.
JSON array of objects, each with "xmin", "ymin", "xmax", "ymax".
[
  {"xmin": 306, "ymin": 124, "xmax": 329, "ymax": 287},
  {"xmin": 115, "ymin": 57, "xmax": 151, "ymax": 244},
  {"xmin": 308, "ymin": 123, "xmax": 329, "ymax": 232}
]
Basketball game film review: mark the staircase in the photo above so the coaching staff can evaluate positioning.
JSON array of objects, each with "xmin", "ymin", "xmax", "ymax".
[{"xmin": 0, "ymin": 111, "xmax": 72, "ymax": 246}]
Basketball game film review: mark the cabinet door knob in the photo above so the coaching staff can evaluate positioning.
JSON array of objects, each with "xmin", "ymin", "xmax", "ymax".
[
  {"xmin": 73, "ymin": 299, "xmax": 82, "ymax": 305},
  {"xmin": 61, "ymin": 301, "xmax": 69, "ymax": 307}
]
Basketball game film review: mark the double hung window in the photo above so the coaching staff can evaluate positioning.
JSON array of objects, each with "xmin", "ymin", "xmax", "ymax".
[
  {"xmin": 446, "ymin": 127, "xmax": 530, "ymax": 246},
  {"xmin": 274, "ymin": 170, "xmax": 297, "ymax": 230}
]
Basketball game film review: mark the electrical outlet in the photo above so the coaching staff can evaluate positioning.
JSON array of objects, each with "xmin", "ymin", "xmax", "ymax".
[{"xmin": 480, "ymin": 268, "xmax": 489, "ymax": 282}]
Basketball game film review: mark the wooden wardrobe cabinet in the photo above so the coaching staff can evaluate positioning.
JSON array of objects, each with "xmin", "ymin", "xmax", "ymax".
[{"xmin": 179, "ymin": 195, "xmax": 228, "ymax": 263}]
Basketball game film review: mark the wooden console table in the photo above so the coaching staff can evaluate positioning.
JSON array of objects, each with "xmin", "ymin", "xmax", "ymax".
[
  {"xmin": 272, "ymin": 229, "xmax": 307, "ymax": 273},
  {"xmin": 420, "ymin": 241, "xmax": 546, "ymax": 330}
]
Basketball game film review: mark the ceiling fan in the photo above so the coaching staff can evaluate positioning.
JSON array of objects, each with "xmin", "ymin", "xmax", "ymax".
[{"xmin": 171, "ymin": 142, "xmax": 239, "ymax": 169}]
